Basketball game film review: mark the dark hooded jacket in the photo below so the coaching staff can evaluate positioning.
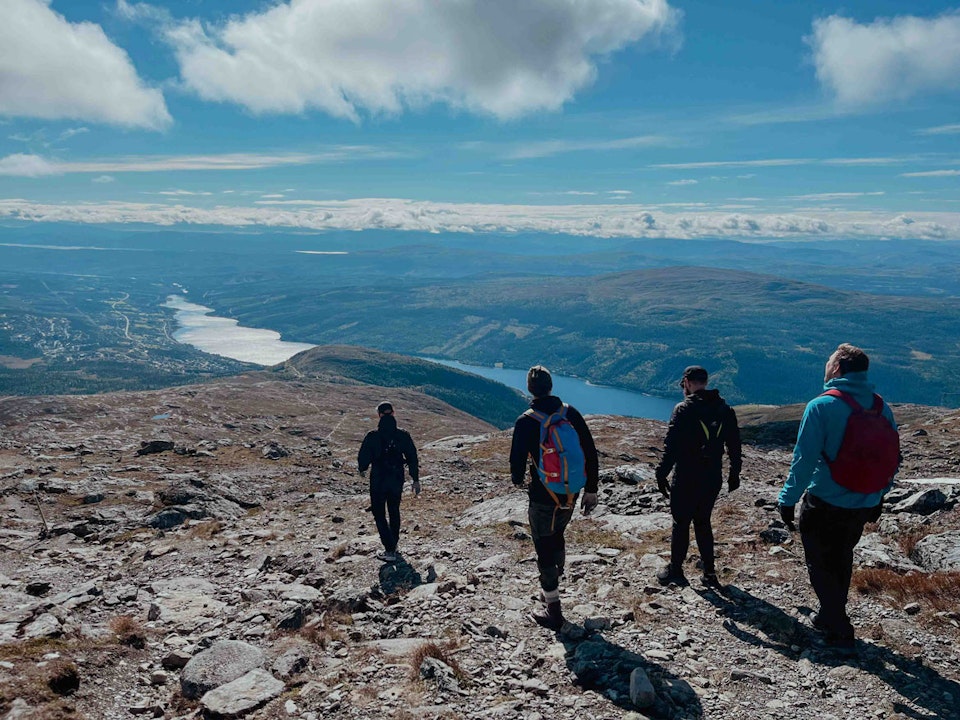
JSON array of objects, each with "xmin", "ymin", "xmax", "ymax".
[
  {"xmin": 358, "ymin": 413, "xmax": 419, "ymax": 483},
  {"xmin": 510, "ymin": 395, "xmax": 600, "ymax": 506},
  {"xmin": 656, "ymin": 388, "xmax": 742, "ymax": 484}
]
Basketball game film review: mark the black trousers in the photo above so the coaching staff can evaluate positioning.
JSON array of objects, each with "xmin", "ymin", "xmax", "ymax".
[
  {"xmin": 528, "ymin": 501, "xmax": 574, "ymax": 593},
  {"xmin": 370, "ymin": 475, "xmax": 404, "ymax": 552},
  {"xmin": 798, "ymin": 493, "xmax": 873, "ymax": 639},
  {"xmin": 669, "ymin": 476, "xmax": 722, "ymax": 573}
]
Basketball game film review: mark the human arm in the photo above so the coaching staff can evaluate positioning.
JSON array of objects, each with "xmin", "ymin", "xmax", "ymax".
[
  {"xmin": 400, "ymin": 431, "xmax": 419, "ymax": 483},
  {"xmin": 655, "ymin": 404, "xmax": 683, "ymax": 495},
  {"xmin": 777, "ymin": 400, "xmax": 825, "ymax": 508},
  {"xmin": 725, "ymin": 405, "xmax": 743, "ymax": 492},
  {"xmin": 509, "ymin": 418, "xmax": 531, "ymax": 486},
  {"xmin": 357, "ymin": 432, "xmax": 376, "ymax": 475}
]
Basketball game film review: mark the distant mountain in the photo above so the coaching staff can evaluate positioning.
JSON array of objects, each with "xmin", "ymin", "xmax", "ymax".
[
  {"xmin": 230, "ymin": 266, "xmax": 960, "ymax": 407},
  {"xmin": 273, "ymin": 345, "xmax": 527, "ymax": 429}
]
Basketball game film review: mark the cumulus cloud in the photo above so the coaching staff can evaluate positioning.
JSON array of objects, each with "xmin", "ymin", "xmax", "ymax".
[
  {"xmin": 161, "ymin": 0, "xmax": 679, "ymax": 120},
  {"xmin": 0, "ymin": 153, "xmax": 60, "ymax": 177},
  {"xmin": 1, "ymin": 197, "xmax": 956, "ymax": 241},
  {"xmin": 0, "ymin": 0, "xmax": 170, "ymax": 129},
  {"xmin": 809, "ymin": 12, "xmax": 960, "ymax": 107}
]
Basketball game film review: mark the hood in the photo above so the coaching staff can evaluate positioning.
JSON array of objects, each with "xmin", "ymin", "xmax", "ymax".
[
  {"xmin": 688, "ymin": 388, "xmax": 723, "ymax": 405},
  {"xmin": 530, "ymin": 395, "xmax": 563, "ymax": 413},
  {"xmin": 377, "ymin": 413, "xmax": 398, "ymax": 435}
]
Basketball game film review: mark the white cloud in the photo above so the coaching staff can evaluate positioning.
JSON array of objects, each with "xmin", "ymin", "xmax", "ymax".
[
  {"xmin": 0, "ymin": 153, "xmax": 60, "ymax": 177},
  {"xmin": 790, "ymin": 192, "xmax": 885, "ymax": 201},
  {"xmin": 1, "ymin": 197, "xmax": 956, "ymax": 241},
  {"xmin": 809, "ymin": 12, "xmax": 960, "ymax": 107},
  {"xmin": 0, "ymin": 0, "xmax": 170, "ymax": 129},
  {"xmin": 162, "ymin": 0, "xmax": 679, "ymax": 120},
  {"xmin": 902, "ymin": 169, "xmax": 960, "ymax": 177},
  {"xmin": 92, "ymin": 175, "xmax": 115, "ymax": 183},
  {"xmin": 0, "ymin": 149, "xmax": 400, "ymax": 175},
  {"xmin": 608, "ymin": 190, "xmax": 632, "ymax": 195},
  {"xmin": 652, "ymin": 159, "xmax": 810, "ymax": 169},
  {"xmin": 504, "ymin": 135, "xmax": 672, "ymax": 160},
  {"xmin": 917, "ymin": 123, "xmax": 960, "ymax": 136},
  {"xmin": 667, "ymin": 179, "xmax": 698, "ymax": 186}
]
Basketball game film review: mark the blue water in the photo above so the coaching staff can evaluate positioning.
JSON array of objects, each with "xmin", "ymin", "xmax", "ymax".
[{"xmin": 424, "ymin": 358, "xmax": 677, "ymax": 421}]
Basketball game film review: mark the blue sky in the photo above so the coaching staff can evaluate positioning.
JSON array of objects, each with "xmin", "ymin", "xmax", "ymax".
[{"xmin": 0, "ymin": 0, "xmax": 958, "ymax": 240}]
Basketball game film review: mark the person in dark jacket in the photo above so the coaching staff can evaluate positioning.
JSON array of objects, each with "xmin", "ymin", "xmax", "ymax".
[
  {"xmin": 510, "ymin": 365, "xmax": 599, "ymax": 630},
  {"xmin": 358, "ymin": 401, "xmax": 420, "ymax": 563},
  {"xmin": 655, "ymin": 366, "xmax": 742, "ymax": 586}
]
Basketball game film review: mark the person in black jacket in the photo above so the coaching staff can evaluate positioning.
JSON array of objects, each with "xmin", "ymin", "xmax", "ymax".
[
  {"xmin": 510, "ymin": 365, "xmax": 599, "ymax": 630},
  {"xmin": 655, "ymin": 366, "xmax": 742, "ymax": 586},
  {"xmin": 358, "ymin": 401, "xmax": 420, "ymax": 563}
]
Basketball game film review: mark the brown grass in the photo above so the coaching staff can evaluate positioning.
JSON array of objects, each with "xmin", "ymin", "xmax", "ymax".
[
  {"xmin": 566, "ymin": 519, "xmax": 638, "ymax": 551},
  {"xmin": 853, "ymin": 568, "xmax": 960, "ymax": 611},
  {"xmin": 109, "ymin": 615, "xmax": 147, "ymax": 648},
  {"xmin": 185, "ymin": 520, "xmax": 224, "ymax": 539},
  {"xmin": 408, "ymin": 641, "xmax": 468, "ymax": 684},
  {"xmin": 896, "ymin": 529, "xmax": 931, "ymax": 558},
  {"xmin": 297, "ymin": 612, "xmax": 349, "ymax": 648}
]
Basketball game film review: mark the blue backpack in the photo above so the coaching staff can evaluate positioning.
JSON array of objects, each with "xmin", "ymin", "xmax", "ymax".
[{"xmin": 524, "ymin": 405, "xmax": 587, "ymax": 508}]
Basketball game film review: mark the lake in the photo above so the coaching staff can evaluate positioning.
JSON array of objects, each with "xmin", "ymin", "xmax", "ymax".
[
  {"xmin": 163, "ymin": 295, "xmax": 678, "ymax": 419},
  {"xmin": 163, "ymin": 295, "xmax": 315, "ymax": 366},
  {"xmin": 424, "ymin": 358, "xmax": 678, "ymax": 421}
]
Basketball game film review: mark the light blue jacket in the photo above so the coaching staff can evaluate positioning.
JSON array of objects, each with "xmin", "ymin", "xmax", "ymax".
[{"xmin": 777, "ymin": 372, "xmax": 897, "ymax": 509}]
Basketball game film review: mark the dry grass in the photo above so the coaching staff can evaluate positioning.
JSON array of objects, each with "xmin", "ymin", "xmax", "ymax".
[
  {"xmin": 853, "ymin": 568, "xmax": 960, "ymax": 611},
  {"xmin": 109, "ymin": 615, "xmax": 147, "ymax": 648},
  {"xmin": 184, "ymin": 520, "xmax": 224, "ymax": 539},
  {"xmin": 896, "ymin": 528, "xmax": 931, "ymax": 558},
  {"xmin": 327, "ymin": 542, "xmax": 351, "ymax": 561},
  {"xmin": 297, "ymin": 611, "xmax": 349, "ymax": 648},
  {"xmin": 408, "ymin": 641, "xmax": 468, "ymax": 684},
  {"xmin": 566, "ymin": 519, "xmax": 638, "ymax": 551}
]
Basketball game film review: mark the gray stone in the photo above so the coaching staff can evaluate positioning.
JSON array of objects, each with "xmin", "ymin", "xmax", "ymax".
[
  {"xmin": 892, "ymin": 488, "xmax": 948, "ymax": 516},
  {"xmin": 419, "ymin": 657, "xmax": 461, "ymax": 693},
  {"xmin": 199, "ymin": 669, "xmax": 284, "ymax": 717},
  {"xmin": 21, "ymin": 612, "xmax": 61, "ymax": 639},
  {"xmin": 910, "ymin": 530, "xmax": 960, "ymax": 571},
  {"xmin": 272, "ymin": 647, "xmax": 310, "ymax": 680},
  {"xmin": 455, "ymin": 495, "xmax": 526, "ymax": 528},
  {"xmin": 629, "ymin": 667, "xmax": 657, "ymax": 708},
  {"xmin": 180, "ymin": 640, "xmax": 266, "ymax": 700}
]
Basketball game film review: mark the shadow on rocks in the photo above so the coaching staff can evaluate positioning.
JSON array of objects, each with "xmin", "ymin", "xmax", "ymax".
[
  {"xmin": 377, "ymin": 559, "xmax": 424, "ymax": 596},
  {"xmin": 697, "ymin": 584, "xmax": 960, "ymax": 720},
  {"xmin": 560, "ymin": 625, "xmax": 704, "ymax": 719}
]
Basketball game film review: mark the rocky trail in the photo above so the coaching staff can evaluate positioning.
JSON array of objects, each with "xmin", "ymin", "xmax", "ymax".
[{"xmin": 1, "ymin": 374, "xmax": 959, "ymax": 719}]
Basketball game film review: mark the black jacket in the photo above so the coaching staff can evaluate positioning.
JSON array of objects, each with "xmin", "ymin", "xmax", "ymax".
[
  {"xmin": 656, "ymin": 389, "xmax": 741, "ymax": 484},
  {"xmin": 358, "ymin": 414, "xmax": 419, "ymax": 483},
  {"xmin": 510, "ymin": 395, "xmax": 600, "ymax": 505}
]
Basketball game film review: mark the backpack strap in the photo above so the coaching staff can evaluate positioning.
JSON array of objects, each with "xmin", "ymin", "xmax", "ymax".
[
  {"xmin": 523, "ymin": 407, "xmax": 575, "ymax": 510},
  {"xmin": 822, "ymin": 388, "xmax": 885, "ymax": 415}
]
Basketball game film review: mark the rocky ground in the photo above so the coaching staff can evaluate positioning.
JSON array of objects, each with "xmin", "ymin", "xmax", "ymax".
[{"xmin": 1, "ymin": 372, "xmax": 959, "ymax": 720}]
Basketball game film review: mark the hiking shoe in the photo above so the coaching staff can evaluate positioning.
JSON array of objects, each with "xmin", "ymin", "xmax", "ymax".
[
  {"xmin": 530, "ymin": 601, "xmax": 565, "ymax": 631},
  {"xmin": 376, "ymin": 551, "xmax": 399, "ymax": 563},
  {"xmin": 701, "ymin": 572, "xmax": 721, "ymax": 587},
  {"xmin": 656, "ymin": 565, "xmax": 687, "ymax": 586}
]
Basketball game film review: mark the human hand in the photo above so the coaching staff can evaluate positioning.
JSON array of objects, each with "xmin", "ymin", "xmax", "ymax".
[
  {"xmin": 412, "ymin": 479, "xmax": 421, "ymax": 497},
  {"xmin": 581, "ymin": 492, "xmax": 598, "ymax": 516},
  {"xmin": 778, "ymin": 503, "xmax": 796, "ymax": 531},
  {"xmin": 656, "ymin": 471, "xmax": 670, "ymax": 498}
]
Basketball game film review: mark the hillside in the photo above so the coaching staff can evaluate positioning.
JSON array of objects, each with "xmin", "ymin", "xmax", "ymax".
[
  {"xmin": 1, "ymin": 378, "xmax": 959, "ymax": 719},
  {"xmin": 272, "ymin": 345, "xmax": 527, "ymax": 429},
  {"xmin": 212, "ymin": 266, "xmax": 960, "ymax": 406}
]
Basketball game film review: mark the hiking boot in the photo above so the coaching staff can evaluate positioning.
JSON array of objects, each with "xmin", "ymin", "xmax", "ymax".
[
  {"xmin": 531, "ymin": 601, "xmax": 565, "ymax": 631},
  {"xmin": 376, "ymin": 551, "xmax": 399, "ymax": 563},
  {"xmin": 656, "ymin": 564, "xmax": 687, "ymax": 586},
  {"xmin": 809, "ymin": 612, "xmax": 829, "ymax": 633},
  {"xmin": 701, "ymin": 572, "xmax": 721, "ymax": 587}
]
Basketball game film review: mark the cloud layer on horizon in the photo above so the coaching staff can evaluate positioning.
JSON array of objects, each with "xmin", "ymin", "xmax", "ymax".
[
  {"xmin": 0, "ymin": 197, "xmax": 955, "ymax": 242},
  {"xmin": 0, "ymin": 0, "xmax": 170, "ymax": 129}
]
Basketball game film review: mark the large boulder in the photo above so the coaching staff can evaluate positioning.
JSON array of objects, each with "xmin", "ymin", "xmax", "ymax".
[
  {"xmin": 910, "ymin": 530, "xmax": 960, "ymax": 572},
  {"xmin": 180, "ymin": 640, "xmax": 265, "ymax": 699},
  {"xmin": 891, "ymin": 488, "xmax": 948, "ymax": 516}
]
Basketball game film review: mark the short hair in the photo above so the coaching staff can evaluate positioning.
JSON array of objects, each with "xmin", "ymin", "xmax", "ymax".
[
  {"xmin": 527, "ymin": 365, "xmax": 553, "ymax": 398},
  {"xmin": 376, "ymin": 401, "xmax": 394, "ymax": 415},
  {"xmin": 834, "ymin": 343, "xmax": 869, "ymax": 375}
]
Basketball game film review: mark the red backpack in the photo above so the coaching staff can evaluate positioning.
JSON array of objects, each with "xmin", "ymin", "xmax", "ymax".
[{"xmin": 821, "ymin": 389, "xmax": 900, "ymax": 493}]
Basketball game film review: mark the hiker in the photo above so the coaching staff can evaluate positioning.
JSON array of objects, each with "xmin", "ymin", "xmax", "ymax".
[
  {"xmin": 777, "ymin": 343, "xmax": 899, "ymax": 649},
  {"xmin": 655, "ymin": 365, "xmax": 742, "ymax": 587},
  {"xmin": 358, "ymin": 401, "xmax": 420, "ymax": 563},
  {"xmin": 510, "ymin": 365, "xmax": 599, "ymax": 630}
]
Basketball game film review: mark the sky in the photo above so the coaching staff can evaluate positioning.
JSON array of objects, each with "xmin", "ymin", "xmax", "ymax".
[{"xmin": 0, "ymin": 0, "xmax": 958, "ymax": 241}]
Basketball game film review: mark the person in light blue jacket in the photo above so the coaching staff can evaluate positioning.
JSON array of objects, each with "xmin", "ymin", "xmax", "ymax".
[{"xmin": 777, "ymin": 343, "xmax": 898, "ymax": 649}]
